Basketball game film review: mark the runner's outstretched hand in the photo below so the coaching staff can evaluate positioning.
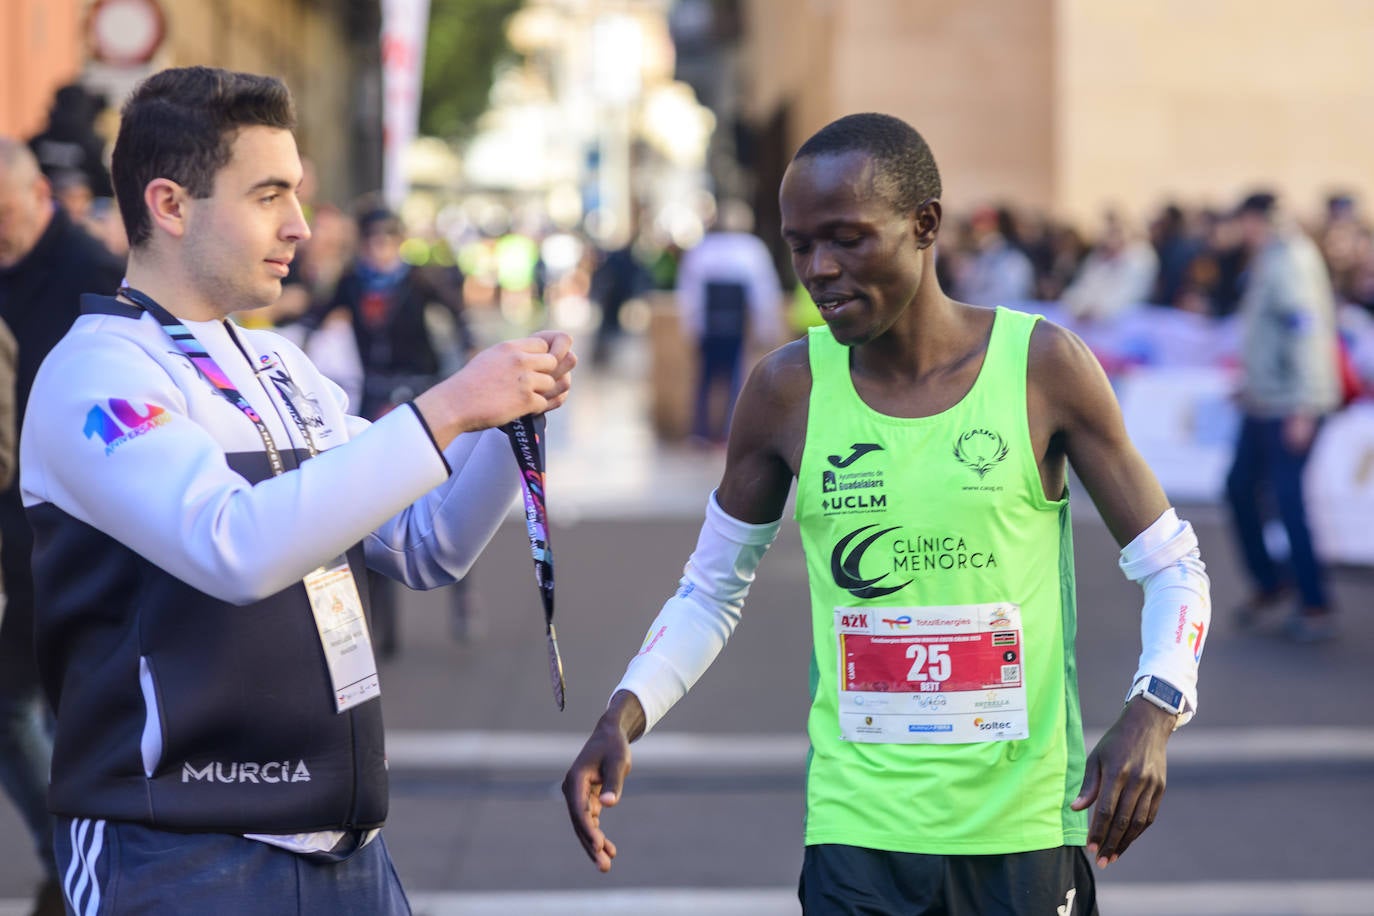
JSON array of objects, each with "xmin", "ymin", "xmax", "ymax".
[
  {"xmin": 1072, "ymin": 698, "xmax": 1175, "ymax": 868},
  {"xmin": 562, "ymin": 691, "xmax": 644, "ymax": 873}
]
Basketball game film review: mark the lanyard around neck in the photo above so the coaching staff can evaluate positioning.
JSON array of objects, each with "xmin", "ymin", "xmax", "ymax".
[{"xmin": 119, "ymin": 286, "xmax": 315, "ymax": 476}]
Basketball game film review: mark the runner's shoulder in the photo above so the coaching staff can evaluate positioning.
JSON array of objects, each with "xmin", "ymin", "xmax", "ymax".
[
  {"xmin": 730, "ymin": 338, "xmax": 812, "ymax": 452},
  {"xmin": 747, "ymin": 337, "xmax": 812, "ymax": 407},
  {"xmin": 1026, "ymin": 317, "xmax": 1104, "ymax": 394}
]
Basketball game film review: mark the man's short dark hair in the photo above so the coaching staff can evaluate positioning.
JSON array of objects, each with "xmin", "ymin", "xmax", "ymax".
[
  {"xmin": 112, "ymin": 66, "xmax": 296, "ymax": 247},
  {"xmin": 793, "ymin": 113, "xmax": 942, "ymax": 214}
]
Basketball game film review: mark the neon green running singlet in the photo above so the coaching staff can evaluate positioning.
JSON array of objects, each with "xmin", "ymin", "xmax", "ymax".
[{"xmin": 795, "ymin": 307, "xmax": 1088, "ymax": 854}]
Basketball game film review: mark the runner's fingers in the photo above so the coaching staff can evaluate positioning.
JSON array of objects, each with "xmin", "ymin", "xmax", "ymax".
[
  {"xmin": 1072, "ymin": 751, "xmax": 1101, "ymax": 812},
  {"xmin": 1144, "ymin": 782, "xmax": 1165, "ymax": 828},
  {"xmin": 562, "ymin": 768, "xmax": 605, "ymax": 861},
  {"xmin": 1098, "ymin": 781, "xmax": 1145, "ymax": 863},
  {"xmin": 1115, "ymin": 781, "xmax": 1166, "ymax": 861},
  {"xmin": 1087, "ymin": 775, "xmax": 1121, "ymax": 853}
]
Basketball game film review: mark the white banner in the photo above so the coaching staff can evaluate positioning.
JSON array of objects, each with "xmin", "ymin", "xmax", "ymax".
[{"xmin": 380, "ymin": 0, "xmax": 432, "ymax": 208}]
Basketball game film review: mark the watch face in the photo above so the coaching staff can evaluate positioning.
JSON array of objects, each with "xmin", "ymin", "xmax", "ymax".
[{"xmin": 1147, "ymin": 677, "xmax": 1184, "ymax": 711}]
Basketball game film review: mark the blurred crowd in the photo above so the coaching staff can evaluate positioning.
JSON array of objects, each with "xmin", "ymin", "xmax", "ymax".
[
  {"xmin": 936, "ymin": 194, "xmax": 1374, "ymax": 322},
  {"xmin": 18, "ymin": 83, "xmax": 1374, "ymax": 378}
]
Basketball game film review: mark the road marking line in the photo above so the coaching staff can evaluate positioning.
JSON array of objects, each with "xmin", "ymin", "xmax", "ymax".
[
  {"xmin": 3, "ymin": 882, "xmax": 1371, "ymax": 916},
  {"xmin": 385, "ymin": 726, "xmax": 1374, "ymax": 770},
  {"xmin": 401, "ymin": 881, "xmax": 1373, "ymax": 915}
]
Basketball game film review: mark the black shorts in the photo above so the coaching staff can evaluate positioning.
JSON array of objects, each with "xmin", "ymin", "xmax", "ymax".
[{"xmin": 799, "ymin": 843, "xmax": 1098, "ymax": 916}]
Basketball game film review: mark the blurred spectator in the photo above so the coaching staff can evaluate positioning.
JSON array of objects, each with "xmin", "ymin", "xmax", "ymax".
[
  {"xmin": 1149, "ymin": 203, "xmax": 1205, "ymax": 307},
  {"xmin": 48, "ymin": 169, "xmax": 93, "ymax": 226},
  {"xmin": 675, "ymin": 198, "xmax": 783, "ymax": 444},
  {"xmin": 646, "ymin": 237, "xmax": 683, "ymax": 291},
  {"xmin": 1174, "ymin": 209, "xmax": 1248, "ymax": 317},
  {"xmin": 0, "ymin": 136, "xmax": 123, "ymax": 916},
  {"xmin": 589, "ymin": 240, "xmax": 649, "ymax": 366},
  {"xmin": 1061, "ymin": 210, "xmax": 1159, "ymax": 321},
  {"xmin": 1318, "ymin": 192, "xmax": 1367, "ymax": 304},
  {"xmin": 495, "ymin": 229, "xmax": 541, "ymax": 314},
  {"xmin": 1226, "ymin": 191, "xmax": 1342, "ymax": 643},
  {"xmin": 1345, "ymin": 236, "xmax": 1374, "ymax": 314},
  {"xmin": 953, "ymin": 205, "xmax": 1035, "ymax": 306},
  {"xmin": 1034, "ymin": 223, "xmax": 1088, "ymax": 302},
  {"xmin": 27, "ymin": 84, "xmax": 112, "ymax": 199},
  {"xmin": 315, "ymin": 207, "xmax": 478, "ymax": 653}
]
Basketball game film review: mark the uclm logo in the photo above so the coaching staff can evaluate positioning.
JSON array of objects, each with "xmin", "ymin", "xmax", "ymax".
[{"xmin": 181, "ymin": 760, "xmax": 312, "ymax": 784}]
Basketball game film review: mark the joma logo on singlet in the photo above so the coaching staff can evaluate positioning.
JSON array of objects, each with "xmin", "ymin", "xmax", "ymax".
[
  {"xmin": 181, "ymin": 760, "xmax": 312, "ymax": 784},
  {"xmin": 827, "ymin": 443, "xmax": 883, "ymax": 468}
]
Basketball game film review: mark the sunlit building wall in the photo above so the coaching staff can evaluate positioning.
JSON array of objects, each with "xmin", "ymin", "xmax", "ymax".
[
  {"xmin": 0, "ymin": 0, "xmax": 86, "ymax": 138},
  {"xmin": 150, "ymin": 0, "xmax": 384, "ymax": 206},
  {"xmin": 740, "ymin": 0, "xmax": 1374, "ymax": 226}
]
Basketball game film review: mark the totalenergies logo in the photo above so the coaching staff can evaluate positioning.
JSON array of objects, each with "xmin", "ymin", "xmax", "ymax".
[
  {"xmin": 881, "ymin": 615, "xmax": 912, "ymax": 630},
  {"xmin": 1187, "ymin": 621, "xmax": 1206, "ymax": 662}
]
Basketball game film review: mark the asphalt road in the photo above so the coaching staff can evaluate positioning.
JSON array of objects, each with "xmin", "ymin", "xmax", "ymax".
[
  {"xmin": 0, "ymin": 507, "xmax": 1369, "ymax": 914},
  {"xmin": 384, "ymin": 511, "xmax": 1374, "ymax": 908}
]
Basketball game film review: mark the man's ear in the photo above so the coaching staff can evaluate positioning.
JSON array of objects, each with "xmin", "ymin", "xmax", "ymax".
[
  {"xmin": 914, "ymin": 198, "xmax": 942, "ymax": 250},
  {"xmin": 144, "ymin": 178, "xmax": 189, "ymax": 240}
]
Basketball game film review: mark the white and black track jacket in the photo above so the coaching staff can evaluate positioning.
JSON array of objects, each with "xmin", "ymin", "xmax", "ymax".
[{"xmin": 21, "ymin": 295, "xmax": 518, "ymax": 833}]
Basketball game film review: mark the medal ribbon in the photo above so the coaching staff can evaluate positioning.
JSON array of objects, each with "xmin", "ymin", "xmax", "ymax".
[{"xmin": 502, "ymin": 412, "xmax": 565, "ymax": 710}]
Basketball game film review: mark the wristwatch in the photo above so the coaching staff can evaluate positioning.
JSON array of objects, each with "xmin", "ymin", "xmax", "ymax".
[{"xmin": 1126, "ymin": 676, "xmax": 1190, "ymax": 728}]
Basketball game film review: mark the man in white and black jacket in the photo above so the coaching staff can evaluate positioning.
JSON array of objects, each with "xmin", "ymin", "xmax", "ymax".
[{"xmin": 20, "ymin": 67, "xmax": 575, "ymax": 914}]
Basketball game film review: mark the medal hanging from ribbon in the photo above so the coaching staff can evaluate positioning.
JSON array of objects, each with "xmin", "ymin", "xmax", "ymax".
[{"xmin": 503, "ymin": 413, "xmax": 565, "ymax": 710}]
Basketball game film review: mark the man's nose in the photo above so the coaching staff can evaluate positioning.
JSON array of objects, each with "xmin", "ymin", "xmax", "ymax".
[
  {"xmin": 801, "ymin": 244, "xmax": 841, "ymax": 281},
  {"xmin": 283, "ymin": 198, "xmax": 312, "ymax": 242}
]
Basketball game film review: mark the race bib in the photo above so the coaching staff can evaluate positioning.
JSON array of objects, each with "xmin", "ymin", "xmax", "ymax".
[{"xmin": 835, "ymin": 603, "xmax": 1029, "ymax": 744}]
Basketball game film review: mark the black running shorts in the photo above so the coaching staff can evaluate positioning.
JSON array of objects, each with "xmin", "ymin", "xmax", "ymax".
[{"xmin": 799, "ymin": 843, "xmax": 1098, "ymax": 915}]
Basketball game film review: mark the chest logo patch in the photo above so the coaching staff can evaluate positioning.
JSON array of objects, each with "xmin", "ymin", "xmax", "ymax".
[
  {"xmin": 831, "ymin": 524, "xmax": 912, "ymax": 599},
  {"xmin": 827, "ymin": 442, "xmax": 883, "ymax": 468},
  {"xmin": 953, "ymin": 428, "xmax": 1008, "ymax": 479}
]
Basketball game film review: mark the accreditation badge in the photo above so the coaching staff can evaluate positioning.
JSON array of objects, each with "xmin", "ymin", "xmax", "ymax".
[
  {"xmin": 835, "ymin": 603, "xmax": 1029, "ymax": 744},
  {"xmin": 304, "ymin": 556, "xmax": 381, "ymax": 713}
]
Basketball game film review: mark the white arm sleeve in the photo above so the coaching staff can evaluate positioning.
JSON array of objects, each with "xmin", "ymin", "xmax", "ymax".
[
  {"xmin": 614, "ymin": 491, "xmax": 781, "ymax": 733},
  {"xmin": 1120, "ymin": 508, "xmax": 1211, "ymax": 725}
]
